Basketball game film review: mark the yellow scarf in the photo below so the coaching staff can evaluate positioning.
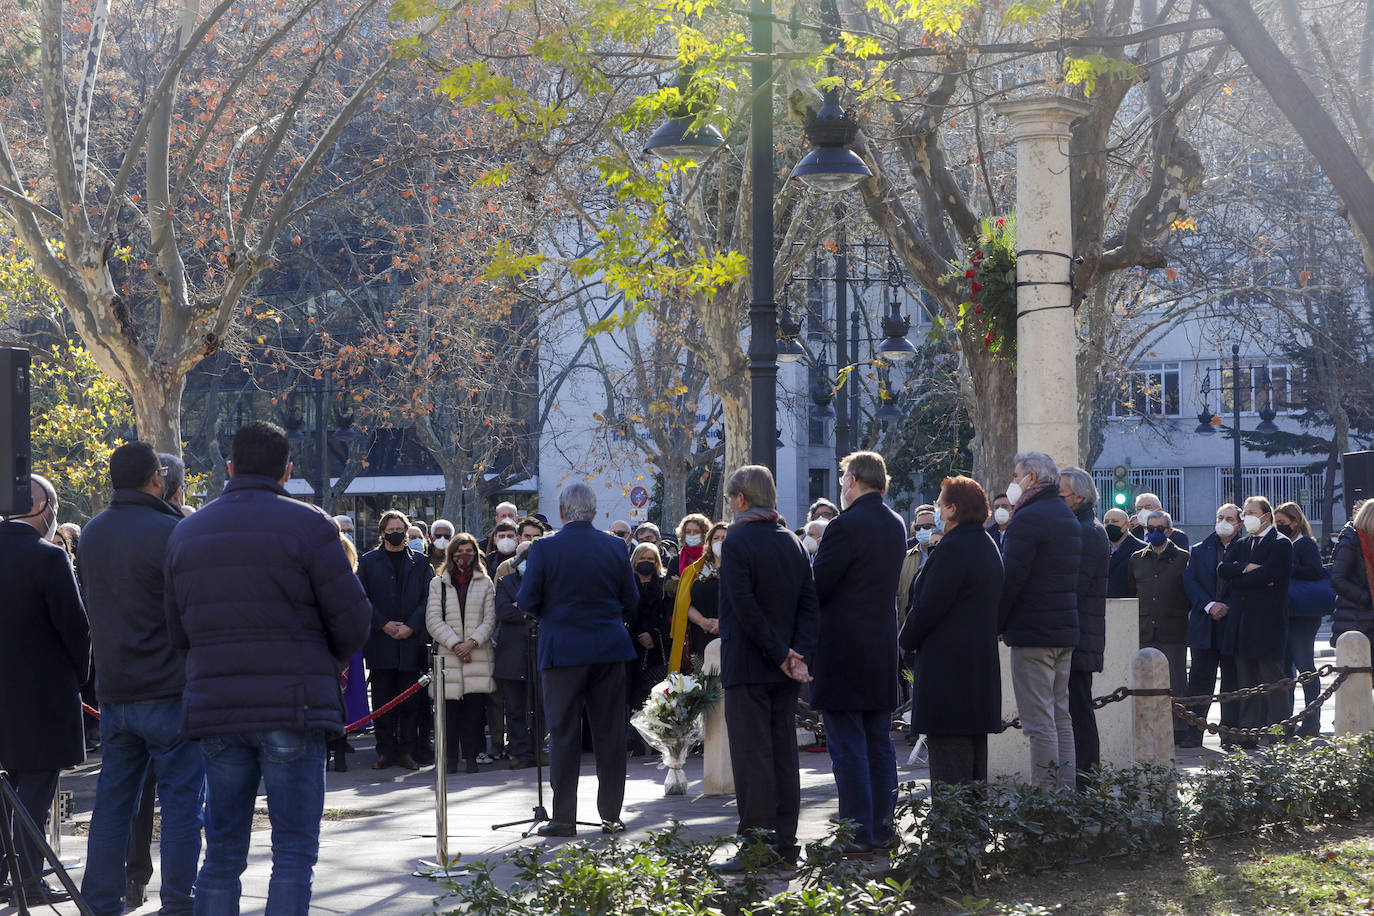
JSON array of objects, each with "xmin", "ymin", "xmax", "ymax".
[{"xmin": 669, "ymin": 553, "xmax": 707, "ymax": 673}]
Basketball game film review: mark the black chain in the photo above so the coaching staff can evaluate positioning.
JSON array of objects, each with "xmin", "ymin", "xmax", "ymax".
[{"xmin": 1170, "ymin": 669, "xmax": 1353, "ymax": 741}]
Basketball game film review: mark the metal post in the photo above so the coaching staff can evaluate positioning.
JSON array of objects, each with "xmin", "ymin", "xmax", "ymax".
[
  {"xmin": 49, "ymin": 783, "xmax": 61, "ymax": 859},
  {"xmin": 849, "ymin": 306, "xmax": 860, "ymax": 449},
  {"xmin": 833, "ymin": 242, "xmax": 850, "ymax": 465},
  {"xmin": 316, "ymin": 384, "xmax": 328, "ymax": 510},
  {"xmin": 747, "ymin": 0, "xmax": 776, "ymax": 473},
  {"xmin": 1232, "ymin": 343, "xmax": 1243, "ymax": 506},
  {"xmin": 413, "ymin": 655, "xmax": 463, "ymax": 879}
]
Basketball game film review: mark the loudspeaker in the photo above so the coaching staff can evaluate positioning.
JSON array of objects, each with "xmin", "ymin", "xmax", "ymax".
[
  {"xmin": 1343, "ymin": 450, "xmax": 1374, "ymax": 520},
  {"xmin": 0, "ymin": 348, "xmax": 31, "ymax": 517}
]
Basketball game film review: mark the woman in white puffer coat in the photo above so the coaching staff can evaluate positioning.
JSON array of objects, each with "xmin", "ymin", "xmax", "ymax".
[{"xmin": 426, "ymin": 532, "xmax": 496, "ymax": 774}]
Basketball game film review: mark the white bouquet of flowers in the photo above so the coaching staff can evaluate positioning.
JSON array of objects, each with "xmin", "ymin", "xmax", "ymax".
[{"xmin": 630, "ymin": 668, "xmax": 722, "ymax": 795}]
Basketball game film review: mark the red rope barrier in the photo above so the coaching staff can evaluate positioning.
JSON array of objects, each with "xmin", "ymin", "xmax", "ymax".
[{"xmin": 83, "ymin": 702, "xmax": 100, "ymax": 719}]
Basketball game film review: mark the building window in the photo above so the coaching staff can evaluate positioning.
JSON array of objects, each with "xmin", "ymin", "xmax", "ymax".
[
  {"xmin": 1219, "ymin": 361, "xmax": 1305, "ymax": 416},
  {"xmin": 1092, "ymin": 467, "xmax": 1183, "ymax": 519},
  {"xmin": 1217, "ymin": 466, "xmax": 1324, "ymax": 511},
  {"xmin": 808, "ymin": 468, "xmax": 830, "ymax": 504},
  {"xmin": 1110, "ymin": 363, "xmax": 1182, "ymax": 418}
]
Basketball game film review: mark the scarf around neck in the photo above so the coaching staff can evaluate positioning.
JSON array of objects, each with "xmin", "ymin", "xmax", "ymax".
[
  {"xmin": 1012, "ymin": 481, "xmax": 1056, "ymax": 514},
  {"xmin": 731, "ymin": 506, "xmax": 780, "ymax": 528}
]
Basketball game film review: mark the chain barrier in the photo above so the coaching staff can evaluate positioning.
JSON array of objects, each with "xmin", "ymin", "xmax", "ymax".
[{"xmin": 997, "ymin": 666, "xmax": 1373, "ymax": 735}]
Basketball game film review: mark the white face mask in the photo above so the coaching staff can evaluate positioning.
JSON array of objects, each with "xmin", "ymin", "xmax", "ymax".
[
  {"xmin": 1136, "ymin": 509, "xmax": 1154, "ymax": 528},
  {"xmin": 994, "ymin": 507, "xmax": 1011, "ymax": 526},
  {"xmin": 711, "ymin": 540, "xmax": 723, "ymax": 558},
  {"xmin": 684, "ymin": 534, "xmax": 702, "ymax": 547},
  {"xmin": 801, "ymin": 535, "xmax": 819, "ymax": 554},
  {"xmin": 516, "ymin": 560, "xmax": 527, "ymax": 575},
  {"xmin": 1214, "ymin": 521, "xmax": 1235, "ymax": 539},
  {"xmin": 1243, "ymin": 514, "xmax": 1263, "ymax": 535},
  {"xmin": 496, "ymin": 537, "xmax": 517, "ymax": 555},
  {"xmin": 408, "ymin": 538, "xmax": 426, "ymax": 552},
  {"xmin": 1005, "ymin": 481, "xmax": 1023, "ymax": 504},
  {"xmin": 432, "ymin": 536, "xmax": 450, "ymax": 551}
]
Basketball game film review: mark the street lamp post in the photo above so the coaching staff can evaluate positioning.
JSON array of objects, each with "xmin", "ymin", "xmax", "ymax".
[{"xmin": 1195, "ymin": 342, "xmax": 1279, "ymax": 505}]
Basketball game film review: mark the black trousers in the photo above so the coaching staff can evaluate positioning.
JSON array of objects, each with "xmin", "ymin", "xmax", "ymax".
[
  {"xmin": 126, "ymin": 767, "xmax": 157, "ymax": 886},
  {"xmin": 370, "ymin": 668, "xmax": 425, "ymax": 757},
  {"xmin": 499, "ymin": 678, "xmax": 541, "ymax": 763},
  {"xmin": 443, "ymin": 695, "xmax": 489, "ymax": 765},
  {"xmin": 926, "ymin": 734, "xmax": 988, "ymax": 786},
  {"xmin": 542, "ymin": 662, "xmax": 626, "ymax": 825},
  {"xmin": 1067, "ymin": 669, "xmax": 1099, "ymax": 788},
  {"xmin": 1235, "ymin": 655, "xmax": 1287, "ymax": 737},
  {"xmin": 724, "ymin": 682, "xmax": 801, "ymax": 852},
  {"xmin": 4, "ymin": 769, "xmax": 57, "ymax": 891},
  {"xmin": 1182, "ymin": 648, "xmax": 1241, "ymax": 742}
]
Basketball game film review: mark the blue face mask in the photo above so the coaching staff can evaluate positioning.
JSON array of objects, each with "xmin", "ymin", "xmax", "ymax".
[
  {"xmin": 1146, "ymin": 528, "xmax": 1168, "ymax": 547},
  {"xmin": 516, "ymin": 560, "xmax": 526, "ymax": 576},
  {"xmin": 935, "ymin": 514, "xmax": 946, "ymax": 533},
  {"xmin": 915, "ymin": 528, "xmax": 933, "ymax": 545}
]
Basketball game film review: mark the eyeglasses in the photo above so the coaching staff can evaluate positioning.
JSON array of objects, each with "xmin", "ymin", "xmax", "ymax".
[{"xmin": 912, "ymin": 523, "xmax": 936, "ymax": 531}]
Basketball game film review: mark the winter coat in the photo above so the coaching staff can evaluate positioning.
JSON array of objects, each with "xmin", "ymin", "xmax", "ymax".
[
  {"xmin": 998, "ymin": 486, "xmax": 1081, "ymax": 648},
  {"xmin": 810, "ymin": 491, "xmax": 907, "ymax": 711},
  {"xmin": 1331, "ymin": 524, "xmax": 1374, "ymax": 640},
  {"xmin": 1107, "ymin": 533, "xmax": 1147, "ymax": 598},
  {"xmin": 78, "ymin": 488, "xmax": 185, "ymax": 703},
  {"xmin": 1071, "ymin": 503, "xmax": 1110, "ymax": 672},
  {"xmin": 358, "ymin": 544, "xmax": 435, "ymax": 672},
  {"xmin": 164, "ymin": 475, "xmax": 371, "ymax": 738},
  {"xmin": 1183, "ymin": 532, "xmax": 1239, "ymax": 653},
  {"xmin": 426, "ymin": 569, "xmax": 496, "ymax": 699},
  {"xmin": 1218, "ymin": 527, "xmax": 1292, "ymax": 660},
  {"xmin": 1128, "ymin": 540, "xmax": 1192, "ymax": 646},
  {"xmin": 898, "ymin": 521, "xmax": 1003, "ymax": 736},
  {"xmin": 0, "ymin": 521, "xmax": 90, "ymax": 771},
  {"xmin": 1287, "ymin": 534, "xmax": 1332, "ymax": 619},
  {"xmin": 493, "ymin": 568, "xmax": 530, "ymax": 680}
]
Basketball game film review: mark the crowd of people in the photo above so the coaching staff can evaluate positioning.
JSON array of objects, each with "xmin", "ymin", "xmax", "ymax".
[{"xmin": 4, "ymin": 420, "xmax": 1374, "ymax": 907}]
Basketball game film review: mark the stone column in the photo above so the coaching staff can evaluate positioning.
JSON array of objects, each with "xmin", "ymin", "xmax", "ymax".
[
  {"xmin": 1335, "ymin": 630, "xmax": 1374, "ymax": 737},
  {"xmin": 994, "ymin": 95, "xmax": 1092, "ymax": 466},
  {"xmin": 1131, "ymin": 647, "xmax": 1175, "ymax": 767},
  {"xmin": 701, "ymin": 638, "xmax": 735, "ymax": 795}
]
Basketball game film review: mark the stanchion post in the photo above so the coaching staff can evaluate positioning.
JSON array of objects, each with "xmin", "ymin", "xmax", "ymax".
[
  {"xmin": 49, "ymin": 779, "xmax": 62, "ymax": 859},
  {"xmin": 414, "ymin": 655, "xmax": 465, "ymax": 880},
  {"xmin": 701, "ymin": 639, "xmax": 734, "ymax": 796},
  {"xmin": 1131, "ymin": 647, "xmax": 1174, "ymax": 767},
  {"xmin": 1335, "ymin": 631, "xmax": 1374, "ymax": 737}
]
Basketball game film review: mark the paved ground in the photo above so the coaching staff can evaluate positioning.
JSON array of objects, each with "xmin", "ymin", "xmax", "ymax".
[{"xmin": 3, "ymin": 676, "xmax": 1344, "ymax": 915}]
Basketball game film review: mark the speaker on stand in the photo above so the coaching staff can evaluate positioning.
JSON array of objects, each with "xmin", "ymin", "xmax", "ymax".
[
  {"xmin": 1342, "ymin": 450, "xmax": 1374, "ymax": 522},
  {"xmin": 0, "ymin": 348, "xmax": 31, "ymax": 518}
]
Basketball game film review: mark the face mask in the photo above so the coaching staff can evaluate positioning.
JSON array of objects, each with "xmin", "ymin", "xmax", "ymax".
[
  {"xmin": 635, "ymin": 561, "xmax": 657, "ymax": 576},
  {"xmin": 1146, "ymin": 529, "xmax": 1168, "ymax": 547},
  {"xmin": 516, "ymin": 560, "xmax": 527, "ymax": 576},
  {"xmin": 516, "ymin": 541, "xmax": 531, "ymax": 558},
  {"xmin": 711, "ymin": 540, "xmax": 723, "ymax": 558},
  {"xmin": 1215, "ymin": 521, "xmax": 1235, "ymax": 539},
  {"xmin": 408, "ymin": 538, "xmax": 425, "ymax": 552},
  {"xmin": 1005, "ymin": 481, "xmax": 1023, "ymax": 504},
  {"xmin": 342, "ymin": 532, "xmax": 355, "ymax": 543},
  {"xmin": 801, "ymin": 535, "xmax": 819, "ymax": 554},
  {"xmin": 994, "ymin": 507, "xmax": 1011, "ymax": 526},
  {"xmin": 915, "ymin": 528, "xmax": 932, "ymax": 545},
  {"xmin": 432, "ymin": 536, "xmax": 450, "ymax": 551},
  {"xmin": 1243, "ymin": 514, "xmax": 1263, "ymax": 535},
  {"xmin": 1105, "ymin": 524, "xmax": 1124, "ymax": 542},
  {"xmin": 684, "ymin": 534, "xmax": 702, "ymax": 547},
  {"xmin": 1276, "ymin": 522, "xmax": 1294, "ymax": 537},
  {"xmin": 384, "ymin": 531, "xmax": 406, "ymax": 547},
  {"xmin": 1136, "ymin": 509, "xmax": 1154, "ymax": 528},
  {"xmin": 496, "ymin": 537, "xmax": 517, "ymax": 555},
  {"xmin": 935, "ymin": 514, "xmax": 947, "ymax": 533},
  {"xmin": 453, "ymin": 551, "xmax": 474, "ymax": 567}
]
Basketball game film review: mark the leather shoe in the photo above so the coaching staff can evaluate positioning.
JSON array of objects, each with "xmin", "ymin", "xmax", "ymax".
[
  {"xmin": 396, "ymin": 754, "xmax": 421, "ymax": 770},
  {"xmin": 536, "ymin": 822, "xmax": 576, "ymax": 838},
  {"xmin": 826, "ymin": 838, "xmax": 874, "ymax": 858},
  {"xmin": 12, "ymin": 881, "xmax": 72, "ymax": 906},
  {"xmin": 372, "ymin": 754, "xmax": 394, "ymax": 770},
  {"xmin": 126, "ymin": 879, "xmax": 147, "ymax": 907}
]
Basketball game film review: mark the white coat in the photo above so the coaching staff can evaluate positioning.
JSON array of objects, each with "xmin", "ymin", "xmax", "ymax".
[{"xmin": 425, "ymin": 569, "xmax": 496, "ymax": 699}]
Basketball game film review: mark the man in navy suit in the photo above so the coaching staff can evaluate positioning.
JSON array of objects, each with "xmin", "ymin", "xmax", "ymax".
[{"xmin": 517, "ymin": 483, "xmax": 638, "ymax": 837}]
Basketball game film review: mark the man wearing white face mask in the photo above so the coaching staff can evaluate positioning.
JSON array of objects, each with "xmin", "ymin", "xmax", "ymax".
[
  {"xmin": 429, "ymin": 519, "xmax": 455, "ymax": 572},
  {"xmin": 986, "ymin": 494, "xmax": 1013, "ymax": 551},
  {"xmin": 1179, "ymin": 504, "xmax": 1243, "ymax": 747},
  {"xmin": 1130, "ymin": 493, "xmax": 1190, "ymax": 550},
  {"xmin": 801, "ymin": 518, "xmax": 828, "ymax": 558},
  {"xmin": 1218, "ymin": 496, "xmax": 1293, "ymax": 742},
  {"xmin": 493, "ymin": 516, "xmax": 552, "ymax": 768}
]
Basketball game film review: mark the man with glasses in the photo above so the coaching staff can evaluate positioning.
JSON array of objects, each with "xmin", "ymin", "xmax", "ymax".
[{"xmin": 1127, "ymin": 509, "xmax": 1192, "ymax": 745}]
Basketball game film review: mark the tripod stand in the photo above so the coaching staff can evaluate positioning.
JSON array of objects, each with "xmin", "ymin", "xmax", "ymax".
[
  {"xmin": 492, "ymin": 615, "xmax": 599, "ymax": 837},
  {"xmin": 0, "ymin": 770, "xmax": 90, "ymax": 915}
]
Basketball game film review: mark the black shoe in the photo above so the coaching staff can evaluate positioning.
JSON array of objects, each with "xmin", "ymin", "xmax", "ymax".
[
  {"xmin": 414, "ymin": 748, "xmax": 436, "ymax": 766},
  {"xmin": 465, "ymin": 760, "xmax": 480, "ymax": 774},
  {"xmin": 445, "ymin": 760, "xmax": 459, "ymax": 775},
  {"xmin": 12, "ymin": 881, "xmax": 72, "ymax": 906},
  {"xmin": 126, "ymin": 879, "xmax": 147, "ymax": 907},
  {"xmin": 601, "ymin": 819, "xmax": 625, "ymax": 835},
  {"xmin": 826, "ymin": 838, "xmax": 874, "ymax": 858},
  {"xmin": 510, "ymin": 757, "xmax": 536, "ymax": 770},
  {"xmin": 713, "ymin": 846, "xmax": 794, "ymax": 874},
  {"xmin": 332, "ymin": 749, "xmax": 348, "ymax": 772},
  {"xmin": 1176, "ymin": 736, "xmax": 1203, "ymax": 748},
  {"xmin": 537, "ymin": 822, "xmax": 576, "ymax": 838}
]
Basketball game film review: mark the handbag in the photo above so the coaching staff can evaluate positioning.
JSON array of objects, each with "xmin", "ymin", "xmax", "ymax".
[{"xmin": 1288, "ymin": 575, "xmax": 1336, "ymax": 618}]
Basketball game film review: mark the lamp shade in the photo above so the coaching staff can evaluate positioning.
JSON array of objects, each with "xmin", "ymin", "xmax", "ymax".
[
  {"xmin": 788, "ymin": 93, "xmax": 872, "ymax": 192},
  {"xmin": 875, "ymin": 400, "xmax": 903, "ymax": 422},
  {"xmin": 643, "ymin": 117, "xmax": 725, "ymax": 162},
  {"xmin": 777, "ymin": 335, "xmax": 805, "ymax": 363},
  {"xmin": 1194, "ymin": 410, "xmax": 1217, "ymax": 434},
  {"xmin": 877, "ymin": 312, "xmax": 915, "ymax": 361}
]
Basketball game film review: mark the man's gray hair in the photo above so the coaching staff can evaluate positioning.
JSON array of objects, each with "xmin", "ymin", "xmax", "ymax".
[
  {"xmin": 1059, "ymin": 466, "xmax": 1098, "ymax": 506},
  {"xmin": 725, "ymin": 465, "xmax": 777, "ymax": 509},
  {"xmin": 634, "ymin": 522, "xmax": 661, "ymax": 539},
  {"xmin": 431, "ymin": 518, "xmax": 454, "ymax": 536},
  {"xmin": 1148, "ymin": 509, "xmax": 1173, "ymax": 528},
  {"xmin": 1135, "ymin": 492, "xmax": 1162, "ymax": 508},
  {"xmin": 495, "ymin": 500, "xmax": 518, "ymax": 515},
  {"xmin": 1013, "ymin": 451, "xmax": 1059, "ymax": 484},
  {"xmin": 158, "ymin": 452, "xmax": 185, "ymax": 501},
  {"xmin": 559, "ymin": 483, "xmax": 597, "ymax": 522},
  {"xmin": 332, "ymin": 514, "xmax": 352, "ymax": 530}
]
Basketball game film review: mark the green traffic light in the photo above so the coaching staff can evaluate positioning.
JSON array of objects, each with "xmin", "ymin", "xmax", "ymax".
[{"xmin": 1114, "ymin": 492, "xmax": 1127, "ymax": 506}]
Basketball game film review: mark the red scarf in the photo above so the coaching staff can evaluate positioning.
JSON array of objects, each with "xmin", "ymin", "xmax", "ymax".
[
  {"xmin": 1358, "ymin": 529, "xmax": 1374, "ymax": 597},
  {"xmin": 1012, "ymin": 481, "xmax": 1056, "ymax": 514},
  {"xmin": 678, "ymin": 543, "xmax": 704, "ymax": 575}
]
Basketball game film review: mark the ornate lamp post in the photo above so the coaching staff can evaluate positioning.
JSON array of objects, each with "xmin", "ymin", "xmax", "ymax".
[{"xmin": 1196, "ymin": 343, "xmax": 1278, "ymax": 504}]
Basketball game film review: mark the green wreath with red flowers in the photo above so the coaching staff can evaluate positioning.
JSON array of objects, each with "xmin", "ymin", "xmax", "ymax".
[{"xmin": 952, "ymin": 216, "xmax": 1017, "ymax": 364}]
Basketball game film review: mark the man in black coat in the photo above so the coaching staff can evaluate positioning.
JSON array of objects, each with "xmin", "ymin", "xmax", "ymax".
[
  {"xmin": 1218, "ymin": 496, "xmax": 1293, "ymax": 739},
  {"xmin": 79, "ymin": 442, "xmax": 205, "ymax": 915},
  {"xmin": 1058, "ymin": 467, "xmax": 1109, "ymax": 790},
  {"xmin": 358, "ymin": 509, "xmax": 436, "ymax": 769},
  {"xmin": 0, "ymin": 474, "xmax": 89, "ymax": 907},
  {"xmin": 715, "ymin": 466, "xmax": 819, "ymax": 872},
  {"xmin": 810, "ymin": 451, "xmax": 907, "ymax": 854},
  {"xmin": 1104, "ymin": 507, "xmax": 1146, "ymax": 598},
  {"xmin": 999, "ymin": 451, "xmax": 1080, "ymax": 790}
]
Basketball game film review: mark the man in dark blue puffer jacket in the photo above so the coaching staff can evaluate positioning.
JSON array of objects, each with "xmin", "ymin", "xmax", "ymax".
[
  {"xmin": 998, "ymin": 451, "xmax": 1081, "ymax": 790},
  {"xmin": 165, "ymin": 421, "xmax": 371, "ymax": 915}
]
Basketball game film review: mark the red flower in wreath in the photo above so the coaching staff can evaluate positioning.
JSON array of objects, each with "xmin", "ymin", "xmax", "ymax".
[
  {"xmin": 974, "ymin": 304, "xmax": 984, "ymax": 314},
  {"xmin": 964, "ymin": 268, "xmax": 976, "ymax": 279},
  {"xmin": 984, "ymin": 331, "xmax": 994, "ymax": 347},
  {"xmin": 970, "ymin": 281, "xmax": 983, "ymax": 295},
  {"xmin": 995, "ymin": 217, "xmax": 1006, "ymax": 228}
]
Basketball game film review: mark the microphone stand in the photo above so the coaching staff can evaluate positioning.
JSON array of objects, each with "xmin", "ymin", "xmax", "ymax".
[{"xmin": 0, "ymin": 770, "xmax": 91, "ymax": 914}]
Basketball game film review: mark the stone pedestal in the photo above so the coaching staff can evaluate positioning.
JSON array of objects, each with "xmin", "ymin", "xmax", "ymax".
[
  {"xmin": 1335, "ymin": 630, "xmax": 1374, "ymax": 737},
  {"xmin": 701, "ymin": 639, "xmax": 734, "ymax": 795},
  {"xmin": 988, "ymin": 598, "xmax": 1139, "ymax": 781},
  {"xmin": 1131, "ymin": 647, "xmax": 1175, "ymax": 767},
  {"xmin": 994, "ymin": 95, "xmax": 1092, "ymax": 466}
]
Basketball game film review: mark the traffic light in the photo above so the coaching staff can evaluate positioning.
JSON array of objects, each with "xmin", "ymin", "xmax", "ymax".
[{"xmin": 1111, "ymin": 465, "xmax": 1131, "ymax": 508}]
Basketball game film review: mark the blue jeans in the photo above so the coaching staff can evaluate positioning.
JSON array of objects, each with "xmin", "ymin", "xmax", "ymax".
[
  {"xmin": 194, "ymin": 730, "xmax": 327, "ymax": 916},
  {"xmin": 823, "ymin": 709, "xmax": 898, "ymax": 847},
  {"xmin": 81, "ymin": 698, "xmax": 205, "ymax": 916}
]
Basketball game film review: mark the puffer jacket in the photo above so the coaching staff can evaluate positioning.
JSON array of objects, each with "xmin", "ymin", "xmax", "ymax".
[
  {"xmin": 426, "ymin": 569, "xmax": 496, "ymax": 699},
  {"xmin": 1331, "ymin": 524, "xmax": 1373, "ymax": 640},
  {"xmin": 998, "ymin": 485, "xmax": 1081, "ymax": 648},
  {"xmin": 1070, "ymin": 502, "xmax": 1109, "ymax": 672}
]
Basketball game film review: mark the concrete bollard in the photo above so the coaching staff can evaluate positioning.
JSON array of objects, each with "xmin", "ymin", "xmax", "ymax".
[
  {"xmin": 701, "ymin": 638, "xmax": 734, "ymax": 795},
  {"xmin": 1335, "ymin": 630, "xmax": 1374, "ymax": 737},
  {"xmin": 1131, "ymin": 647, "xmax": 1175, "ymax": 767}
]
